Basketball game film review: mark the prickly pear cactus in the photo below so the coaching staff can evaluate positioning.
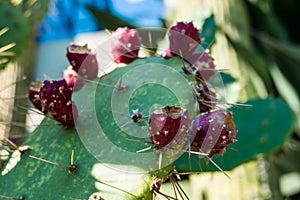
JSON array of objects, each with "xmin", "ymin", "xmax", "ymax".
[
  {"xmin": 0, "ymin": 17, "xmax": 295, "ymax": 200},
  {"xmin": 0, "ymin": 56, "xmax": 193, "ymax": 199}
]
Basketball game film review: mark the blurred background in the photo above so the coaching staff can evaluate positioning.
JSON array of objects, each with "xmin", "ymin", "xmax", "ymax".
[{"xmin": 0, "ymin": 0, "xmax": 300, "ymax": 199}]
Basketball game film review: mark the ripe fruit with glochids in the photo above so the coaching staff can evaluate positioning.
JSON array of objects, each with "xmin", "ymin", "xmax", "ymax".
[
  {"xmin": 179, "ymin": 49, "xmax": 217, "ymax": 113},
  {"xmin": 146, "ymin": 106, "xmax": 237, "ymax": 163},
  {"xmin": 168, "ymin": 21, "xmax": 201, "ymax": 59},
  {"xmin": 111, "ymin": 27, "xmax": 141, "ymax": 64},
  {"xmin": 29, "ymin": 79, "xmax": 78, "ymax": 127},
  {"xmin": 189, "ymin": 52, "xmax": 217, "ymax": 113},
  {"xmin": 165, "ymin": 21, "xmax": 218, "ymax": 113},
  {"xmin": 148, "ymin": 106, "xmax": 189, "ymax": 149},
  {"xmin": 66, "ymin": 43, "xmax": 99, "ymax": 80},
  {"xmin": 190, "ymin": 109, "xmax": 238, "ymax": 158},
  {"xmin": 188, "ymin": 51, "xmax": 216, "ymax": 81}
]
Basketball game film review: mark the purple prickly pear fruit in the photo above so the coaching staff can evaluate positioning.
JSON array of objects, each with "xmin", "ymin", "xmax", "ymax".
[
  {"xmin": 28, "ymin": 81, "xmax": 44, "ymax": 112},
  {"xmin": 169, "ymin": 22, "xmax": 201, "ymax": 59},
  {"xmin": 188, "ymin": 52, "xmax": 216, "ymax": 81},
  {"xmin": 63, "ymin": 66, "xmax": 85, "ymax": 91},
  {"xmin": 111, "ymin": 27, "xmax": 141, "ymax": 64},
  {"xmin": 148, "ymin": 106, "xmax": 188, "ymax": 149},
  {"xmin": 66, "ymin": 44, "xmax": 98, "ymax": 80},
  {"xmin": 66, "ymin": 44, "xmax": 90, "ymax": 71},
  {"xmin": 190, "ymin": 109, "xmax": 237, "ymax": 157},
  {"xmin": 39, "ymin": 80, "xmax": 78, "ymax": 127}
]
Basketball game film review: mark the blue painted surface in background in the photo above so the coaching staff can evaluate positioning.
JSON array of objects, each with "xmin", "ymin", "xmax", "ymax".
[
  {"xmin": 37, "ymin": 0, "xmax": 165, "ymax": 42},
  {"xmin": 108, "ymin": 0, "xmax": 165, "ymax": 27}
]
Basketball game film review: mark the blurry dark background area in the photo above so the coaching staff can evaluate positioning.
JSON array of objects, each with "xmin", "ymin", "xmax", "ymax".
[{"xmin": 272, "ymin": 0, "xmax": 300, "ymax": 43}]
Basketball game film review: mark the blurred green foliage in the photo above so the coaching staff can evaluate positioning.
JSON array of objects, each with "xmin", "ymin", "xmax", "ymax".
[{"xmin": 0, "ymin": 0, "xmax": 50, "ymax": 69}]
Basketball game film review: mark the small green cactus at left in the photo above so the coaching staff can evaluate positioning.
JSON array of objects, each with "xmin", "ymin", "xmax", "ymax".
[{"xmin": 0, "ymin": 0, "xmax": 50, "ymax": 69}]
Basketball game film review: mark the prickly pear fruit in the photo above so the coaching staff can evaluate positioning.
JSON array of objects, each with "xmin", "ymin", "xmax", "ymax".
[
  {"xmin": 190, "ymin": 109, "xmax": 237, "ymax": 157},
  {"xmin": 188, "ymin": 52, "xmax": 216, "ymax": 81},
  {"xmin": 39, "ymin": 80, "xmax": 77, "ymax": 126},
  {"xmin": 169, "ymin": 22, "xmax": 201, "ymax": 59},
  {"xmin": 111, "ymin": 27, "xmax": 141, "ymax": 64},
  {"xmin": 66, "ymin": 44, "xmax": 98, "ymax": 79},
  {"xmin": 148, "ymin": 106, "xmax": 189, "ymax": 149},
  {"xmin": 63, "ymin": 66, "xmax": 85, "ymax": 91}
]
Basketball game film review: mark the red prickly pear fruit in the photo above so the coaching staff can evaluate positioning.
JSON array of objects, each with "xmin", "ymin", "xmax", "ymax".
[
  {"xmin": 39, "ymin": 80, "xmax": 78, "ymax": 127},
  {"xmin": 190, "ymin": 109, "xmax": 238, "ymax": 157},
  {"xmin": 169, "ymin": 22, "xmax": 201, "ymax": 59},
  {"xmin": 148, "ymin": 106, "xmax": 189, "ymax": 149},
  {"xmin": 28, "ymin": 81, "xmax": 44, "ymax": 113},
  {"xmin": 66, "ymin": 43, "xmax": 99, "ymax": 80},
  {"xmin": 111, "ymin": 27, "xmax": 141, "ymax": 64},
  {"xmin": 66, "ymin": 44, "xmax": 90, "ymax": 71},
  {"xmin": 52, "ymin": 101, "xmax": 78, "ymax": 127},
  {"xmin": 188, "ymin": 52, "xmax": 216, "ymax": 81},
  {"xmin": 63, "ymin": 66, "xmax": 85, "ymax": 91}
]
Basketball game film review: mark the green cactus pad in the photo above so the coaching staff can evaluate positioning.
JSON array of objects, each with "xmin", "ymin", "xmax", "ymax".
[
  {"xmin": 175, "ymin": 97, "xmax": 294, "ymax": 172},
  {"xmin": 73, "ymin": 56, "xmax": 197, "ymax": 171},
  {"xmin": 0, "ymin": 57, "xmax": 196, "ymax": 199},
  {"xmin": 200, "ymin": 14, "xmax": 217, "ymax": 50},
  {"xmin": 0, "ymin": 118, "xmax": 151, "ymax": 200}
]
